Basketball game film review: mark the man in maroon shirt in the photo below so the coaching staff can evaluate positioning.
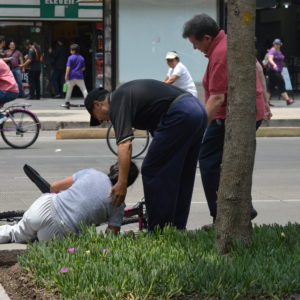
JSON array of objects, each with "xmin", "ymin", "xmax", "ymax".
[{"xmin": 182, "ymin": 14, "xmax": 272, "ymax": 225}]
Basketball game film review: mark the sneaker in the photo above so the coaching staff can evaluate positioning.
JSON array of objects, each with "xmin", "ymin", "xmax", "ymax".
[
  {"xmin": 61, "ymin": 102, "xmax": 70, "ymax": 109},
  {"xmin": 286, "ymin": 98, "xmax": 294, "ymax": 106}
]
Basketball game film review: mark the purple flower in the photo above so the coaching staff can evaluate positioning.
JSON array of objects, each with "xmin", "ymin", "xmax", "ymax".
[
  {"xmin": 68, "ymin": 248, "xmax": 75, "ymax": 253},
  {"xmin": 101, "ymin": 248, "xmax": 110, "ymax": 253},
  {"xmin": 60, "ymin": 267, "xmax": 69, "ymax": 273}
]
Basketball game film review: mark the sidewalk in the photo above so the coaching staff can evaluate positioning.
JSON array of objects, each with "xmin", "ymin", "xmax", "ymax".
[{"xmin": 10, "ymin": 96, "xmax": 300, "ymax": 134}]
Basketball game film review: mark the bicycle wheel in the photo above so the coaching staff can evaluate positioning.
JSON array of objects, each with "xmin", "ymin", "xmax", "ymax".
[
  {"xmin": 0, "ymin": 210, "xmax": 25, "ymax": 219},
  {"xmin": 1, "ymin": 109, "xmax": 40, "ymax": 149},
  {"xmin": 106, "ymin": 124, "xmax": 150, "ymax": 159}
]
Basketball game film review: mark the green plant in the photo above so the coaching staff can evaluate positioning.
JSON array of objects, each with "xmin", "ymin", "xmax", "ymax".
[{"xmin": 19, "ymin": 223, "xmax": 300, "ymax": 299}]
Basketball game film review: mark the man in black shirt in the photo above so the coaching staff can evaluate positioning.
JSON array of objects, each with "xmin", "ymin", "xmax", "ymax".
[{"xmin": 85, "ymin": 79, "xmax": 207, "ymax": 231}]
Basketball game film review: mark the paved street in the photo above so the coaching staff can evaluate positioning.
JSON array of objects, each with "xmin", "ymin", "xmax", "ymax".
[{"xmin": 0, "ymin": 132, "xmax": 299, "ymax": 230}]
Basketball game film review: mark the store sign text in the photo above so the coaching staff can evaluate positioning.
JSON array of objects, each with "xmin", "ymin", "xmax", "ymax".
[{"xmin": 45, "ymin": 0, "xmax": 75, "ymax": 4}]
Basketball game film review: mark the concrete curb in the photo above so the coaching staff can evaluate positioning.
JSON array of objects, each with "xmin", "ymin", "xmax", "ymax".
[
  {"xmin": 56, "ymin": 127, "xmax": 300, "ymax": 139},
  {"xmin": 257, "ymin": 127, "xmax": 300, "ymax": 137},
  {"xmin": 0, "ymin": 284, "xmax": 10, "ymax": 300},
  {"xmin": 0, "ymin": 244, "xmax": 27, "ymax": 266}
]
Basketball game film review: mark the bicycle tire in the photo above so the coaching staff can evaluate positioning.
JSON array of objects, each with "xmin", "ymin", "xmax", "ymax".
[
  {"xmin": 0, "ymin": 210, "xmax": 25, "ymax": 219},
  {"xmin": 106, "ymin": 124, "xmax": 150, "ymax": 159},
  {"xmin": 0, "ymin": 109, "xmax": 40, "ymax": 149}
]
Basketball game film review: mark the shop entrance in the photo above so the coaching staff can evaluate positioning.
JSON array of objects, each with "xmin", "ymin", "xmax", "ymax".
[{"xmin": 43, "ymin": 21, "xmax": 95, "ymax": 97}]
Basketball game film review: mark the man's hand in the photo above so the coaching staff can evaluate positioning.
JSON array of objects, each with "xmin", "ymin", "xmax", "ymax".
[{"xmin": 110, "ymin": 181, "xmax": 127, "ymax": 207}]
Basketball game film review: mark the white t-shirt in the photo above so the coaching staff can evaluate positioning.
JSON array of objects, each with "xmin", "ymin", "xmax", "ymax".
[
  {"xmin": 167, "ymin": 62, "xmax": 198, "ymax": 97},
  {"xmin": 53, "ymin": 169, "xmax": 125, "ymax": 233}
]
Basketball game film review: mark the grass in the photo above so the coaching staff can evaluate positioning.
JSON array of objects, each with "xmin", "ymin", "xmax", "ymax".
[{"xmin": 19, "ymin": 223, "xmax": 300, "ymax": 300}]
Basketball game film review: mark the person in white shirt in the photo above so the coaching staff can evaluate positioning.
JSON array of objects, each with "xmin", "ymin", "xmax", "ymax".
[{"xmin": 163, "ymin": 51, "xmax": 198, "ymax": 98}]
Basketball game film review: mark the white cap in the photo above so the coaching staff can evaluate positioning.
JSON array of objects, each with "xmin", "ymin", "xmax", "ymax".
[{"xmin": 165, "ymin": 51, "xmax": 178, "ymax": 59}]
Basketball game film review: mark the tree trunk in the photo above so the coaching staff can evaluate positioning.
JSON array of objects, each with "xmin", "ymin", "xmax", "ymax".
[{"xmin": 216, "ymin": 0, "xmax": 257, "ymax": 254}]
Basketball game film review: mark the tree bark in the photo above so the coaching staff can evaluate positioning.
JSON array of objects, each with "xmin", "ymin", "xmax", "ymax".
[{"xmin": 216, "ymin": 0, "xmax": 257, "ymax": 254}]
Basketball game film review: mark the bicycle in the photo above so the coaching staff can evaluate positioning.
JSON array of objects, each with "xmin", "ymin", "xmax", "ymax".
[
  {"xmin": 0, "ymin": 104, "xmax": 40, "ymax": 149},
  {"xmin": 106, "ymin": 123, "xmax": 150, "ymax": 159},
  {"xmin": 0, "ymin": 164, "xmax": 148, "ymax": 231}
]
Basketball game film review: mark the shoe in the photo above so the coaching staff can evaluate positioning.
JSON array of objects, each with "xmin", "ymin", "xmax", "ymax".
[
  {"xmin": 25, "ymin": 96, "xmax": 35, "ymax": 100},
  {"xmin": 61, "ymin": 102, "xmax": 70, "ymax": 109},
  {"xmin": 54, "ymin": 94, "xmax": 61, "ymax": 99},
  {"xmin": 286, "ymin": 98, "xmax": 294, "ymax": 105},
  {"xmin": 269, "ymin": 102, "xmax": 275, "ymax": 107}
]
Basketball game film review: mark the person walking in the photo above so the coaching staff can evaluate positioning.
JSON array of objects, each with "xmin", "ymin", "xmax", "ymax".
[
  {"xmin": 182, "ymin": 13, "xmax": 272, "ymax": 225},
  {"xmin": 0, "ymin": 58, "xmax": 19, "ymax": 123},
  {"xmin": 20, "ymin": 40, "xmax": 42, "ymax": 100},
  {"xmin": 62, "ymin": 44, "xmax": 88, "ymax": 108},
  {"xmin": 267, "ymin": 38, "xmax": 294, "ymax": 106},
  {"xmin": 163, "ymin": 51, "xmax": 198, "ymax": 97},
  {"xmin": 85, "ymin": 79, "xmax": 208, "ymax": 231},
  {"xmin": 4, "ymin": 41, "xmax": 24, "ymax": 98},
  {"xmin": 0, "ymin": 161, "xmax": 139, "ymax": 243},
  {"xmin": 48, "ymin": 38, "xmax": 69, "ymax": 98}
]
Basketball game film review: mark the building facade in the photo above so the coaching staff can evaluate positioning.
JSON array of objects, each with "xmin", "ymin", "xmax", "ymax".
[{"xmin": 0, "ymin": 0, "xmax": 104, "ymax": 96}]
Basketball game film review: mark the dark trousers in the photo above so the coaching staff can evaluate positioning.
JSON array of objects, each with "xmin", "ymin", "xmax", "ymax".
[
  {"xmin": 267, "ymin": 68, "xmax": 286, "ymax": 94},
  {"xmin": 142, "ymin": 95, "xmax": 207, "ymax": 231},
  {"xmin": 51, "ymin": 69, "xmax": 65, "ymax": 96},
  {"xmin": 199, "ymin": 119, "xmax": 262, "ymax": 220},
  {"xmin": 28, "ymin": 69, "xmax": 41, "ymax": 98}
]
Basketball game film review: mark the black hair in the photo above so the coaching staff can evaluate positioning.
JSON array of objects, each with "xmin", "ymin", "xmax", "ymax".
[
  {"xmin": 0, "ymin": 35, "xmax": 5, "ymax": 43},
  {"xmin": 108, "ymin": 161, "xmax": 139, "ymax": 187},
  {"xmin": 85, "ymin": 87, "xmax": 109, "ymax": 117},
  {"xmin": 182, "ymin": 13, "xmax": 220, "ymax": 41},
  {"xmin": 70, "ymin": 43, "xmax": 80, "ymax": 53}
]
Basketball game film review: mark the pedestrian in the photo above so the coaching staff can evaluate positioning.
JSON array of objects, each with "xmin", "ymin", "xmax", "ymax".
[
  {"xmin": 266, "ymin": 38, "xmax": 294, "ymax": 105},
  {"xmin": 0, "ymin": 58, "xmax": 19, "ymax": 123},
  {"xmin": 0, "ymin": 35, "xmax": 6, "ymax": 58},
  {"xmin": 20, "ymin": 40, "xmax": 42, "ymax": 100},
  {"xmin": 48, "ymin": 38, "xmax": 69, "ymax": 98},
  {"xmin": 163, "ymin": 51, "xmax": 198, "ymax": 97},
  {"xmin": 62, "ymin": 44, "xmax": 88, "ymax": 108},
  {"xmin": 85, "ymin": 79, "xmax": 208, "ymax": 231},
  {"xmin": 0, "ymin": 161, "xmax": 139, "ymax": 244},
  {"xmin": 4, "ymin": 41, "xmax": 24, "ymax": 98},
  {"xmin": 182, "ymin": 13, "xmax": 272, "ymax": 225}
]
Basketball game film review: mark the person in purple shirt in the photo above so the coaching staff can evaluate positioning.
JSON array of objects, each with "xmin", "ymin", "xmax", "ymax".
[
  {"xmin": 62, "ymin": 44, "xmax": 88, "ymax": 108},
  {"xmin": 267, "ymin": 39, "xmax": 294, "ymax": 105}
]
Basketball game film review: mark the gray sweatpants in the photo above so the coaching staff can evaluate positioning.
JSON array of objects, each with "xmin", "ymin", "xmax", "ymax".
[{"xmin": 0, "ymin": 194, "xmax": 71, "ymax": 244}]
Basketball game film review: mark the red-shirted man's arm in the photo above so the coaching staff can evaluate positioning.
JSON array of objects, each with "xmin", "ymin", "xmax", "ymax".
[{"xmin": 205, "ymin": 94, "xmax": 225, "ymax": 123}]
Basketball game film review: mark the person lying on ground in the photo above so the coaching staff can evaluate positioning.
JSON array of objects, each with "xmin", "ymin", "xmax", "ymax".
[{"xmin": 0, "ymin": 161, "xmax": 139, "ymax": 244}]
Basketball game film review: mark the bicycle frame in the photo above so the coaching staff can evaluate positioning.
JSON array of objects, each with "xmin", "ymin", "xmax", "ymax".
[{"xmin": 0, "ymin": 105, "xmax": 41, "ymax": 133}]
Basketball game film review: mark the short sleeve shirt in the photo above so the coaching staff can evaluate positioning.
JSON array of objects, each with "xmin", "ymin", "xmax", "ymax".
[
  {"xmin": 53, "ymin": 169, "xmax": 125, "ymax": 233},
  {"xmin": 4, "ymin": 49, "xmax": 22, "ymax": 68},
  {"xmin": 203, "ymin": 30, "xmax": 265, "ymax": 121},
  {"xmin": 267, "ymin": 48, "xmax": 284, "ymax": 72},
  {"xmin": 67, "ymin": 54, "xmax": 85, "ymax": 80},
  {"xmin": 167, "ymin": 62, "xmax": 198, "ymax": 97},
  {"xmin": 28, "ymin": 47, "xmax": 41, "ymax": 71},
  {"xmin": 109, "ymin": 79, "xmax": 186, "ymax": 144},
  {"xmin": 0, "ymin": 59, "xmax": 18, "ymax": 92}
]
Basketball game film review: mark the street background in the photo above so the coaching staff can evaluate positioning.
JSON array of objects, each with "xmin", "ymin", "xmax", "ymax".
[{"xmin": 0, "ymin": 96, "xmax": 299, "ymax": 230}]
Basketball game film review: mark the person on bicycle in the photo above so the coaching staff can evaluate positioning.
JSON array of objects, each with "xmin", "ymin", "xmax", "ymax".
[
  {"xmin": 0, "ymin": 58, "xmax": 19, "ymax": 123},
  {"xmin": 0, "ymin": 162, "xmax": 139, "ymax": 244},
  {"xmin": 85, "ymin": 79, "xmax": 208, "ymax": 231}
]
